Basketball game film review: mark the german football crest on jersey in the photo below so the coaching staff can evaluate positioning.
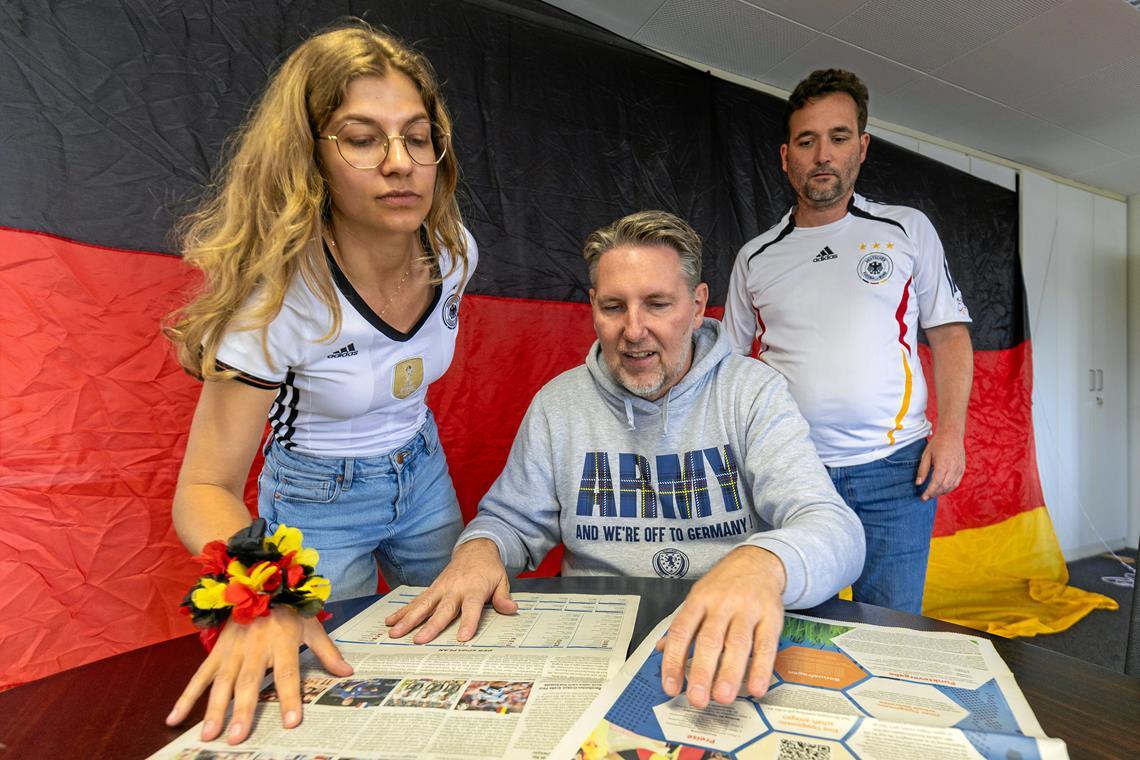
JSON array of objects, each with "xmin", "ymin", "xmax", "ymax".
[
  {"xmin": 392, "ymin": 357, "xmax": 424, "ymax": 399},
  {"xmin": 857, "ymin": 250, "xmax": 893, "ymax": 284},
  {"xmin": 652, "ymin": 548, "xmax": 690, "ymax": 578},
  {"xmin": 442, "ymin": 289, "xmax": 460, "ymax": 329}
]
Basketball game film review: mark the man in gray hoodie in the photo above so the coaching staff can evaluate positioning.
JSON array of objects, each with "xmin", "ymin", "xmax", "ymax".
[{"xmin": 388, "ymin": 211, "xmax": 864, "ymax": 710}]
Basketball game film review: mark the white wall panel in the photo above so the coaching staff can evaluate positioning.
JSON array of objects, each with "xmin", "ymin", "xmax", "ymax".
[
  {"xmin": 1129, "ymin": 196, "xmax": 1140, "ymax": 545},
  {"xmin": 866, "ymin": 125, "xmax": 919, "ymax": 153},
  {"xmin": 1021, "ymin": 172, "xmax": 1130, "ymax": 558},
  {"xmin": 1020, "ymin": 171, "xmax": 1063, "ymax": 537},
  {"xmin": 1088, "ymin": 195, "xmax": 1129, "ymax": 550},
  {"xmin": 918, "ymin": 142, "xmax": 970, "ymax": 173},
  {"xmin": 867, "ymin": 128, "xmax": 1016, "ymax": 192},
  {"xmin": 1057, "ymin": 184, "xmax": 1094, "ymax": 557},
  {"xmin": 968, "ymin": 157, "xmax": 1016, "ymax": 192}
]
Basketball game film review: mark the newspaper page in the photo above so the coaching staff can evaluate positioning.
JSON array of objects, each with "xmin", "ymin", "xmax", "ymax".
[
  {"xmin": 150, "ymin": 586, "xmax": 639, "ymax": 760},
  {"xmin": 551, "ymin": 611, "xmax": 1070, "ymax": 760}
]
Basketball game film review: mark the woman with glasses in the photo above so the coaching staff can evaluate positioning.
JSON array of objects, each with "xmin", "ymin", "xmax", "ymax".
[{"xmin": 164, "ymin": 21, "xmax": 476, "ymax": 744}]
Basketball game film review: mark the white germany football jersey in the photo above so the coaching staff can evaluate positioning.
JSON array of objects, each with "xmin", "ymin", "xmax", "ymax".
[
  {"xmin": 723, "ymin": 195, "xmax": 970, "ymax": 467},
  {"xmin": 216, "ymin": 228, "xmax": 477, "ymax": 457}
]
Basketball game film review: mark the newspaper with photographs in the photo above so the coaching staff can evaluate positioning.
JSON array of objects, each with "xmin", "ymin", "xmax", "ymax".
[
  {"xmin": 150, "ymin": 586, "xmax": 639, "ymax": 760},
  {"xmin": 552, "ymin": 610, "xmax": 1070, "ymax": 760}
]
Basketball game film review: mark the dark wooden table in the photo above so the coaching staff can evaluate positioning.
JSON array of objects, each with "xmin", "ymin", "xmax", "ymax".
[{"xmin": 1, "ymin": 576, "xmax": 1136, "ymax": 759}]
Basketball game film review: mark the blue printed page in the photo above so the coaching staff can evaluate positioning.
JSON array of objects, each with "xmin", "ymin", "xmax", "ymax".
[{"xmin": 551, "ymin": 611, "xmax": 1070, "ymax": 760}]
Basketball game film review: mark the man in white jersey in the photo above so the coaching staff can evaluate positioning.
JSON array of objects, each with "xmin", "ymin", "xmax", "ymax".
[{"xmin": 722, "ymin": 69, "xmax": 973, "ymax": 614}]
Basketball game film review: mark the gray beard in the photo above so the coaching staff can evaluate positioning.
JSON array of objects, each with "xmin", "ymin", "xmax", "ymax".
[{"xmin": 613, "ymin": 336, "xmax": 693, "ymax": 401}]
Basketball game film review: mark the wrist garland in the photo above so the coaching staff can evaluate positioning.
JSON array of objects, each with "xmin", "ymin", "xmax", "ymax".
[{"xmin": 181, "ymin": 518, "xmax": 332, "ymax": 651}]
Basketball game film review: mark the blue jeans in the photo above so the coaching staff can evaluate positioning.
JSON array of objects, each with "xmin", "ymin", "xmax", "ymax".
[
  {"xmin": 258, "ymin": 412, "xmax": 463, "ymax": 601},
  {"xmin": 827, "ymin": 438, "xmax": 936, "ymax": 614}
]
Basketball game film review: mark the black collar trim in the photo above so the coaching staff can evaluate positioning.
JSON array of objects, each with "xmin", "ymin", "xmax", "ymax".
[
  {"xmin": 847, "ymin": 196, "xmax": 908, "ymax": 236},
  {"xmin": 747, "ymin": 213, "xmax": 797, "ymax": 264},
  {"xmin": 324, "ymin": 239, "xmax": 441, "ymax": 343}
]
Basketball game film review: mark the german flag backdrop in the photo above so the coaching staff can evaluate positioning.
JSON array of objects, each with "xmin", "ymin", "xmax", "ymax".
[{"xmin": 0, "ymin": 0, "xmax": 1114, "ymax": 688}]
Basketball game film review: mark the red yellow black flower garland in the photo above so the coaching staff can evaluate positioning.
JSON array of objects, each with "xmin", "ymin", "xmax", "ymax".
[{"xmin": 180, "ymin": 519, "xmax": 332, "ymax": 651}]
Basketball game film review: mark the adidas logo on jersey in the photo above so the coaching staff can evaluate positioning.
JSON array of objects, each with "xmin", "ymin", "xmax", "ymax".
[
  {"xmin": 812, "ymin": 246, "xmax": 838, "ymax": 262},
  {"xmin": 327, "ymin": 342, "xmax": 358, "ymax": 358}
]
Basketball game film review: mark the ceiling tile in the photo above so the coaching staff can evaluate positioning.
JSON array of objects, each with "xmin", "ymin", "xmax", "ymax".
[
  {"xmin": 541, "ymin": 0, "xmax": 668, "ymax": 38},
  {"xmin": 736, "ymin": 0, "xmax": 867, "ymax": 31},
  {"xmin": 1079, "ymin": 114, "xmax": 1140, "ymax": 159},
  {"xmin": 762, "ymin": 35, "xmax": 923, "ymax": 96},
  {"xmin": 829, "ymin": 0, "xmax": 1066, "ymax": 71},
  {"xmin": 539, "ymin": 0, "xmax": 1140, "ymax": 195},
  {"xmin": 879, "ymin": 75, "xmax": 1127, "ymax": 179},
  {"xmin": 632, "ymin": 0, "xmax": 819, "ymax": 80},
  {"xmin": 933, "ymin": 0, "xmax": 1140, "ymax": 106},
  {"xmin": 1017, "ymin": 57, "xmax": 1140, "ymax": 155},
  {"xmin": 1069, "ymin": 156, "xmax": 1140, "ymax": 197}
]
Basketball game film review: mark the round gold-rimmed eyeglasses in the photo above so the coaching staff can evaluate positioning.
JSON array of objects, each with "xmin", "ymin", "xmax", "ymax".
[{"xmin": 319, "ymin": 120, "xmax": 449, "ymax": 168}]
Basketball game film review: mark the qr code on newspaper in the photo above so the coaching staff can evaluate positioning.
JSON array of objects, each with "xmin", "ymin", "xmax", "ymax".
[{"xmin": 777, "ymin": 737, "xmax": 831, "ymax": 759}]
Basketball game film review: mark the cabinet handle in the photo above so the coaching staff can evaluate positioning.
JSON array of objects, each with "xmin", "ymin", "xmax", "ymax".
[
  {"xmin": 1089, "ymin": 369, "xmax": 1096, "ymax": 391},
  {"xmin": 1097, "ymin": 369, "xmax": 1103, "ymax": 391}
]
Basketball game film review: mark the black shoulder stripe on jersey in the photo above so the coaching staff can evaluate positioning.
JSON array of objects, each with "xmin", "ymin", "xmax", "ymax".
[
  {"xmin": 943, "ymin": 259, "xmax": 961, "ymax": 295},
  {"xmin": 269, "ymin": 370, "xmax": 299, "ymax": 449},
  {"xmin": 215, "ymin": 360, "xmax": 280, "ymax": 390},
  {"xmin": 746, "ymin": 215, "xmax": 796, "ymax": 264},
  {"xmin": 848, "ymin": 197, "xmax": 908, "ymax": 236}
]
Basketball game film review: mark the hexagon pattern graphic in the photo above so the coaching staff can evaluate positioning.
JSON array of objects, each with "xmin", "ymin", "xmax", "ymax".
[
  {"xmin": 774, "ymin": 645, "xmax": 869, "ymax": 689},
  {"xmin": 848, "ymin": 718, "xmax": 986, "ymax": 758},
  {"xmin": 653, "ymin": 695, "xmax": 768, "ymax": 753},
  {"xmin": 834, "ymin": 628, "xmax": 990, "ymax": 689},
  {"xmin": 738, "ymin": 732, "xmax": 856, "ymax": 759},
  {"xmin": 758, "ymin": 684, "xmax": 861, "ymax": 740},
  {"xmin": 848, "ymin": 678, "xmax": 970, "ymax": 727}
]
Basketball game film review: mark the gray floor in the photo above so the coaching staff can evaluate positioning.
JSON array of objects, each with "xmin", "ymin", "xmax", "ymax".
[{"xmin": 1016, "ymin": 547, "xmax": 1136, "ymax": 673}]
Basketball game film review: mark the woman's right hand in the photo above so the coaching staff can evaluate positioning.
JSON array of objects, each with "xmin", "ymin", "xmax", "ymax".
[{"xmin": 165, "ymin": 607, "xmax": 354, "ymax": 745}]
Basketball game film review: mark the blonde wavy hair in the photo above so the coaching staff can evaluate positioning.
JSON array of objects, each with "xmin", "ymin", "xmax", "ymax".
[{"xmin": 166, "ymin": 20, "xmax": 467, "ymax": 380}]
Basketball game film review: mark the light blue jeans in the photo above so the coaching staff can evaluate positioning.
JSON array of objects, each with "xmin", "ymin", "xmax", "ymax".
[
  {"xmin": 258, "ymin": 412, "xmax": 463, "ymax": 601},
  {"xmin": 827, "ymin": 438, "xmax": 936, "ymax": 614}
]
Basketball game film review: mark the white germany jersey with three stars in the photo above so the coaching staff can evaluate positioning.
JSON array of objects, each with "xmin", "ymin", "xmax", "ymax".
[{"xmin": 723, "ymin": 194, "xmax": 970, "ymax": 467}]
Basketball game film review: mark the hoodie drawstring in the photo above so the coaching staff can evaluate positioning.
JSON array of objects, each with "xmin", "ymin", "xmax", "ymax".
[{"xmin": 623, "ymin": 397, "xmax": 636, "ymax": 430}]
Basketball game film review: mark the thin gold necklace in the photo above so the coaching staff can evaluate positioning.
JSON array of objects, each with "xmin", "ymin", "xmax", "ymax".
[
  {"xmin": 327, "ymin": 234, "xmax": 416, "ymax": 319},
  {"xmin": 377, "ymin": 258, "xmax": 414, "ymax": 318}
]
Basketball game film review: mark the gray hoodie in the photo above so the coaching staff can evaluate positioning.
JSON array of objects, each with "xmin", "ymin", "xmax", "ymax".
[{"xmin": 459, "ymin": 318, "xmax": 864, "ymax": 608}]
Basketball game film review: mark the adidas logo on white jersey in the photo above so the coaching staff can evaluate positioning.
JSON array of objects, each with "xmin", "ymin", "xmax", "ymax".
[
  {"xmin": 812, "ymin": 246, "xmax": 838, "ymax": 262},
  {"xmin": 327, "ymin": 342, "xmax": 358, "ymax": 358}
]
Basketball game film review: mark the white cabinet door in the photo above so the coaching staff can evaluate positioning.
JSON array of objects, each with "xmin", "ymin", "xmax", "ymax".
[
  {"xmin": 1057, "ymin": 185, "xmax": 1096, "ymax": 555},
  {"xmin": 1021, "ymin": 173, "xmax": 1069, "ymax": 547},
  {"xmin": 1020, "ymin": 175, "xmax": 1129, "ymax": 558},
  {"xmin": 1087, "ymin": 195, "xmax": 1129, "ymax": 550}
]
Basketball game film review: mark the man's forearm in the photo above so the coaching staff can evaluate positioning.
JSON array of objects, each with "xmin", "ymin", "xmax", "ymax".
[{"xmin": 926, "ymin": 322, "xmax": 973, "ymax": 436}]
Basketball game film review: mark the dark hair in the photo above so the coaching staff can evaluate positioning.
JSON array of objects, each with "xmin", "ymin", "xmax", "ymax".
[{"xmin": 784, "ymin": 69, "xmax": 869, "ymax": 140}]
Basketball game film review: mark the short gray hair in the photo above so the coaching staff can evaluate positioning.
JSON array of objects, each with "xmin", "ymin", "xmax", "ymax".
[{"xmin": 582, "ymin": 210, "xmax": 703, "ymax": 291}]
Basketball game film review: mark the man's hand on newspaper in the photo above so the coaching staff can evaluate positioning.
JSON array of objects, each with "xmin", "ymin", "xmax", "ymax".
[
  {"xmin": 165, "ymin": 607, "xmax": 353, "ymax": 745},
  {"xmin": 385, "ymin": 538, "xmax": 518, "ymax": 644},
  {"xmin": 657, "ymin": 545, "xmax": 786, "ymax": 709}
]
